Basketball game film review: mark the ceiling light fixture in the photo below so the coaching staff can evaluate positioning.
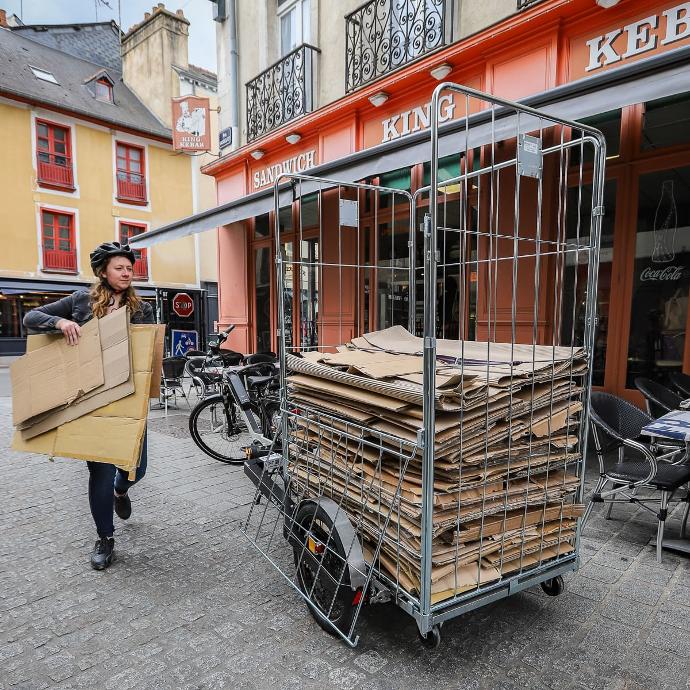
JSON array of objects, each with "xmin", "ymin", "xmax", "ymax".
[
  {"xmin": 250, "ymin": 149, "xmax": 265, "ymax": 160},
  {"xmin": 285, "ymin": 132, "xmax": 301, "ymax": 145},
  {"xmin": 430, "ymin": 63, "xmax": 453, "ymax": 80},
  {"xmin": 595, "ymin": 0, "xmax": 621, "ymax": 7},
  {"xmin": 368, "ymin": 91, "xmax": 389, "ymax": 107}
]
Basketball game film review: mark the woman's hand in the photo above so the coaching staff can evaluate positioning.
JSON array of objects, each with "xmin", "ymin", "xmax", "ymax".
[{"xmin": 56, "ymin": 318, "xmax": 81, "ymax": 346}]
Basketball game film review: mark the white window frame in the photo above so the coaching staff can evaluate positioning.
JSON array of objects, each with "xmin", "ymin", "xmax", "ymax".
[{"xmin": 277, "ymin": 0, "xmax": 310, "ymax": 56}]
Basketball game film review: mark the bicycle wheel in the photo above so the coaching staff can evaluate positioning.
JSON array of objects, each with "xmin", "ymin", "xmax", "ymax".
[{"xmin": 188, "ymin": 394, "xmax": 256, "ymax": 464}]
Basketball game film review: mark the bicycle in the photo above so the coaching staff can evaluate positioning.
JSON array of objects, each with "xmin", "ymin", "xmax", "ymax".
[{"xmin": 188, "ymin": 345, "xmax": 281, "ymax": 464}]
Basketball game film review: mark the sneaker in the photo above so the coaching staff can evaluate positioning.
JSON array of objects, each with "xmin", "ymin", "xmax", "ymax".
[
  {"xmin": 114, "ymin": 492, "xmax": 132, "ymax": 520},
  {"xmin": 90, "ymin": 537, "xmax": 115, "ymax": 570}
]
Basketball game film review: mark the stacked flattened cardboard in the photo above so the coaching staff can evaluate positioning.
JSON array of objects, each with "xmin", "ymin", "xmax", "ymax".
[
  {"xmin": 11, "ymin": 309, "xmax": 165, "ymax": 477},
  {"xmin": 285, "ymin": 326, "xmax": 586, "ymax": 604}
]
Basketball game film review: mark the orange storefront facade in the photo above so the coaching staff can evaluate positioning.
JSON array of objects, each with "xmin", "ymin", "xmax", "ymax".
[{"xmin": 201, "ymin": 0, "xmax": 690, "ymax": 405}]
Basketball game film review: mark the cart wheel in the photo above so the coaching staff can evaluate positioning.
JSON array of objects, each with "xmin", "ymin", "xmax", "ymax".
[
  {"xmin": 540, "ymin": 575, "xmax": 565, "ymax": 597},
  {"xmin": 417, "ymin": 625, "xmax": 442, "ymax": 649},
  {"xmin": 292, "ymin": 502, "xmax": 358, "ymax": 637}
]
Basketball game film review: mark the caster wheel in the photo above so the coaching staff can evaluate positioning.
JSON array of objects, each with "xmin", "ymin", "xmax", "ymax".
[
  {"xmin": 541, "ymin": 575, "xmax": 565, "ymax": 596},
  {"xmin": 417, "ymin": 625, "xmax": 442, "ymax": 649}
]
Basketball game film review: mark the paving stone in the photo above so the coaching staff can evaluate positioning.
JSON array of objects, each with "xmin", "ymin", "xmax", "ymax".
[{"xmin": 2, "ymin": 397, "xmax": 690, "ymax": 690}]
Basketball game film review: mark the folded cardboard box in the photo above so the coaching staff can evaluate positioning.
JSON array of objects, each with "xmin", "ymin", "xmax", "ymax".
[
  {"xmin": 11, "ymin": 317, "xmax": 104, "ymax": 426},
  {"xmin": 12, "ymin": 323, "xmax": 157, "ymax": 473}
]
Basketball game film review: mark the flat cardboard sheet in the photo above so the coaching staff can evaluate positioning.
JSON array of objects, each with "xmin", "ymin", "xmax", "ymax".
[
  {"xmin": 12, "ymin": 324, "xmax": 156, "ymax": 470},
  {"xmin": 11, "ymin": 318, "xmax": 104, "ymax": 426},
  {"xmin": 18, "ymin": 310, "xmax": 132, "ymax": 440}
]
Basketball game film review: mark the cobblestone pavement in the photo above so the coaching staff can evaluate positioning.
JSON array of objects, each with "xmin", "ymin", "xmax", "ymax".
[{"xmin": 2, "ymin": 395, "xmax": 690, "ymax": 690}]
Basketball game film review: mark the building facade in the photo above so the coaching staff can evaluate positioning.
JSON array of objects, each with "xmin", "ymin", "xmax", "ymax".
[
  {"xmin": 0, "ymin": 6, "xmax": 218, "ymax": 356},
  {"xmin": 141, "ymin": 0, "xmax": 690, "ymax": 406}
]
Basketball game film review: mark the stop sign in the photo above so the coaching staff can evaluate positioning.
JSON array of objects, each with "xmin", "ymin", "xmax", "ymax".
[{"xmin": 172, "ymin": 292, "xmax": 194, "ymax": 318}]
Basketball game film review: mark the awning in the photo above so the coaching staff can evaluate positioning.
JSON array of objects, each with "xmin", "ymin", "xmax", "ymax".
[
  {"xmin": 132, "ymin": 45, "xmax": 690, "ymax": 249},
  {"xmin": 0, "ymin": 279, "xmax": 158, "ymax": 298}
]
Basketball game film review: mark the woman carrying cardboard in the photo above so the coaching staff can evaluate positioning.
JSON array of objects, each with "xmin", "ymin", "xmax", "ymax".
[{"xmin": 24, "ymin": 242, "xmax": 155, "ymax": 570}]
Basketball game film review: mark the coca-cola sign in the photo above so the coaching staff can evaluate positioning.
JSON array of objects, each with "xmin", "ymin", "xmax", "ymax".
[{"xmin": 640, "ymin": 265, "xmax": 684, "ymax": 281}]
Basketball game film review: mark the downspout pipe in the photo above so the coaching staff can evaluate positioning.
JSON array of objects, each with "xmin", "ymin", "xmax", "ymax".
[{"xmin": 228, "ymin": 0, "xmax": 240, "ymax": 150}]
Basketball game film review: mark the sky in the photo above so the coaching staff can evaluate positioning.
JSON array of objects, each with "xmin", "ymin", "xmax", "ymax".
[{"xmin": 2, "ymin": 0, "xmax": 218, "ymax": 71}]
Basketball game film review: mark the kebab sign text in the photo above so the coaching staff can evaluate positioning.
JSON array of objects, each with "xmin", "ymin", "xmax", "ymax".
[{"xmin": 172, "ymin": 96, "xmax": 211, "ymax": 152}]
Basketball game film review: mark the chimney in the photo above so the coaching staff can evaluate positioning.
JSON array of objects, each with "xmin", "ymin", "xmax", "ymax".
[
  {"xmin": 121, "ymin": 4, "xmax": 190, "ymax": 127},
  {"xmin": 0, "ymin": 10, "xmax": 9, "ymax": 28}
]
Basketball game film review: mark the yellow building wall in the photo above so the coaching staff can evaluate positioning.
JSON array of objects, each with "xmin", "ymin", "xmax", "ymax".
[
  {"xmin": 0, "ymin": 103, "xmax": 40, "ymax": 275},
  {"xmin": 0, "ymin": 100, "xmax": 197, "ymax": 288}
]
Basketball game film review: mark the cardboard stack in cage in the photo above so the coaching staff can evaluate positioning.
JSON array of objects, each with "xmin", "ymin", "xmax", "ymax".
[
  {"xmin": 11, "ymin": 309, "xmax": 165, "ymax": 478},
  {"xmin": 286, "ymin": 326, "xmax": 586, "ymax": 604}
]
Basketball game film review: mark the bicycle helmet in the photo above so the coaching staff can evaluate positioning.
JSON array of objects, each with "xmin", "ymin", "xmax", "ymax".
[{"xmin": 89, "ymin": 241, "xmax": 136, "ymax": 275}]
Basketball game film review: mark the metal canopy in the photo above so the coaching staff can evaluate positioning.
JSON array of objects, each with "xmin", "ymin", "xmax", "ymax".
[{"xmin": 131, "ymin": 45, "xmax": 690, "ymax": 249}]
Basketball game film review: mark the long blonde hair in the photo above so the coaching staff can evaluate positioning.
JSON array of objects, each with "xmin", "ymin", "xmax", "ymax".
[{"xmin": 90, "ymin": 280, "xmax": 143, "ymax": 319}]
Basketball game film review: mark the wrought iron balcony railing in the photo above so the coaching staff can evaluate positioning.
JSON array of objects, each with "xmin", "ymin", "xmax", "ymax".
[
  {"xmin": 517, "ymin": 0, "xmax": 547, "ymax": 9},
  {"xmin": 346, "ymin": 0, "xmax": 453, "ymax": 93},
  {"xmin": 246, "ymin": 44, "xmax": 320, "ymax": 142}
]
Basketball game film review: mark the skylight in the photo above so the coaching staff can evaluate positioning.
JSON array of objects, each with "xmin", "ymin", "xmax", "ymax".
[{"xmin": 30, "ymin": 66, "xmax": 58, "ymax": 84}]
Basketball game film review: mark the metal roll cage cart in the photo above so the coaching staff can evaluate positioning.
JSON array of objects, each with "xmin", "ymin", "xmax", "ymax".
[{"xmin": 242, "ymin": 82, "xmax": 606, "ymax": 648}]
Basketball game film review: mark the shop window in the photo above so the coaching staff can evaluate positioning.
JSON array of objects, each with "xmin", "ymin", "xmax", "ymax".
[
  {"xmin": 642, "ymin": 92, "xmax": 690, "ymax": 151},
  {"xmin": 376, "ymin": 215, "xmax": 410, "ymax": 329},
  {"xmin": 116, "ymin": 142, "xmax": 146, "ymax": 203},
  {"xmin": 570, "ymin": 110, "xmax": 621, "ymax": 166},
  {"xmin": 298, "ymin": 193, "xmax": 319, "ymax": 232},
  {"xmin": 299, "ymin": 238, "xmax": 318, "ymax": 348},
  {"xmin": 255, "ymin": 247, "xmax": 272, "ymax": 353},
  {"xmin": 41, "ymin": 209, "xmax": 77, "ymax": 273},
  {"xmin": 281, "ymin": 242, "xmax": 294, "ymax": 351},
  {"xmin": 278, "ymin": 204, "xmax": 293, "ymax": 235},
  {"xmin": 36, "ymin": 120, "xmax": 74, "ymax": 190},
  {"xmin": 625, "ymin": 167, "xmax": 690, "ymax": 388},
  {"xmin": 255, "ymin": 213, "xmax": 270, "ymax": 239},
  {"xmin": 119, "ymin": 222, "xmax": 148, "ymax": 279},
  {"xmin": 422, "ymin": 153, "xmax": 462, "ymax": 188},
  {"xmin": 378, "ymin": 167, "xmax": 411, "ymax": 209},
  {"xmin": 560, "ymin": 181, "xmax": 617, "ymax": 387}
]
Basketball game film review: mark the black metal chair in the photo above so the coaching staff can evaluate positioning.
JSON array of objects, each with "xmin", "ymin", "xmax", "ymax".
[
  {"xmin": 669, "ymin": 372, "xmax": 690, "ymax": 399},
  {"xmin": 634, "ymin": 377, "xmax": 683, "ymax": 418},
  {"xmin": 585, "ymin": 392, "xmax": 690, "ymax": 563},
  {"xmin": 160, "ymin": 356, "xmax": 189, "ymax": 413},
  {"xmin": 184, "ymin": 355, "xmax": 221, "ymax": 401}
]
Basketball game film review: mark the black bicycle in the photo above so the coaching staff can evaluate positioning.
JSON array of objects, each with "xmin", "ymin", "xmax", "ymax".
[{"xmin": 188, "ymin": 346, "xmax": 281, "ymax": 464}]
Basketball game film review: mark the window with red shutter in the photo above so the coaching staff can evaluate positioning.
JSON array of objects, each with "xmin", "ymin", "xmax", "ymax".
[
  {"xmin": 41, "ymin": 209, "xmax": 77, "ymax": 273},
  {"xmin": 116, "ymin": 142, "xmax": 147, "ymax": 203},
  {"xmin": 36, "ymin": 120, "xmax": 74, "ymax": 190},
  {"xmin": 119, "ymin": 222, "xmax": 148, "ymax": 279}
]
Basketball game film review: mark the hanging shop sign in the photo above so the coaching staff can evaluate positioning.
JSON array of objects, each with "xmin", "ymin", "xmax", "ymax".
[
  {"xmin": 572, "ymin": 2, "xmax": 690, "ymax": 77},
  {"xmin": 172, "ymin": 96, "xmax": 211, "ymax": 151},
  {"xmin": 252, "ymin": 149, "xmax": 318, "ymax": 190}
]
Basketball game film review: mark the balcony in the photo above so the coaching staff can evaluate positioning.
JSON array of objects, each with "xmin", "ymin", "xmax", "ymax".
[
  {"xmin": 517, "ymin": 0, "xmax": 547, "ymax": 8},
  {"xmin": 346, "ymin": 0, "xmax": 453, "ymax": 93},
  {"xmin": 37, "ymin": 154, "xmax": 74, "ymax": 190},
  {"xmin": 43, "ymin": 248, "xmax": 77, "ymax": 273},
  {"xmin": 116, "ymin": 172, "xmax": 147, "ymax": 204},
  {"xmin": 246, "ymin": 43, "xmax": 320, "ymax": 142}
]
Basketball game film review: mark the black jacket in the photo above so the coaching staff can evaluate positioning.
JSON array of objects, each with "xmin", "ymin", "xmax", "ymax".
[{"xmin": 23, "ymin": 288, "xmax": 155, "ymax": 333}]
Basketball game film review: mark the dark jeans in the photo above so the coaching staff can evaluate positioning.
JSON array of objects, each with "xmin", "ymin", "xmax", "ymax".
[{"xmin": 86, "ymin": 431, "xmax": 148, "ymax": 538}]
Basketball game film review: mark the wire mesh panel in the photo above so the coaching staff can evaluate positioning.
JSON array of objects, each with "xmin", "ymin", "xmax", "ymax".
[{"xmin": 241, "ymin": 83, "xmax": 605, "ymax": 646}]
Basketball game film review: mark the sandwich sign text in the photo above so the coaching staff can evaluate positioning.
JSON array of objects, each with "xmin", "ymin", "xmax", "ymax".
[{"xmin": 253, "ymin": 150, "xmax": 317, "ymax": 190}]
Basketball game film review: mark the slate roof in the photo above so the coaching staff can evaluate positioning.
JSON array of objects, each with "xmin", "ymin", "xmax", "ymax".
[
  {"xmin": 0, "ymin": 26, "xmax": 170, "ymax": 140},
  {"xmin": 10, "ymin": 21, "xmax": 122, "ymax": 72}
]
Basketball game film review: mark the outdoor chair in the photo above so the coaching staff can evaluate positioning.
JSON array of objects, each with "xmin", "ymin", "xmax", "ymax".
[
  {"xmin": 184, "ymin": 355, "xmax": 221, "ymax": 401},
  {"xmin": 634, "ymin": 377, "xmax": 683, "ymax": 418},
  {"xmin": 584, "ymin": 392, "xmax": 690, "ymax": 562},
  {"xmin": 159, "ymin": 356, "xmax": 190, "ymax": 414},
  {"xmin": 669, "ymin": 372, "xmax": 690, "ymax": 400}
]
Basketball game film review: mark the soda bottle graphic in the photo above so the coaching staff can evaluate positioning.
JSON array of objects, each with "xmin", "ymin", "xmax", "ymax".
[{"xmin": 652, "ymin": 180, "xmax": 677, "ymax": 263}]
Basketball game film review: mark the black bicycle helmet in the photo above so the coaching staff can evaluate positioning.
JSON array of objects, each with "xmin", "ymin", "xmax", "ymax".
[{"xmin": 89, "ymin": 241, "xmax": 136, "ymax": 275}]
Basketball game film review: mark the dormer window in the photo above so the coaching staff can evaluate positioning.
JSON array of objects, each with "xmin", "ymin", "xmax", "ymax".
[{"xmin": 95, "ymin": 78, "xmax": 113, "ymax": 103}]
